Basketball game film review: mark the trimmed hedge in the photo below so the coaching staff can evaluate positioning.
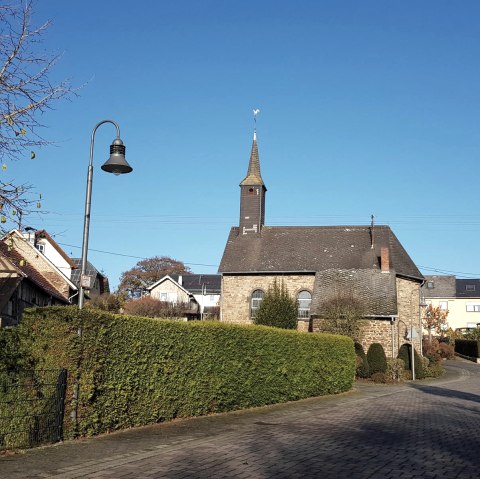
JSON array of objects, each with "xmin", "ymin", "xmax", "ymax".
[
  {"xmin": 354, "ymin": 342, "xmax": 370, "ymax": 378},
  {"xmin": 20, "ymin": 307, "xmax": 355, "ymax": 439},
  {"xmin": 455, "ymin": 339, "xmax": 480, "ymax": 358},
  {"xmin": 397, "ymin": 343, "xmax": 425, "ymax": 379},
  {"xmin": 366, "ymin": 343, "xmax": 387, "ymax": 374}
]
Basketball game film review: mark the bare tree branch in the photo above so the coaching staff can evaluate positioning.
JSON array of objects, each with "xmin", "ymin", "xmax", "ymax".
[{"xmin": 0, "ymin": 1, "xmax": 77, "ymax": 231}]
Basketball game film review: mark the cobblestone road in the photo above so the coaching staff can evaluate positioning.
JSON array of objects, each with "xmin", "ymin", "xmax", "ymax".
[{"xmin": 1, "ymin": 359, "xmax": 479, "ymax": 478}]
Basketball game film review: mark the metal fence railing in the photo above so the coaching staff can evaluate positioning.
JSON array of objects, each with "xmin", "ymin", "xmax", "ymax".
[{"xmin": 0, "ymin": 369, "xmax": 67, "ymax": 450}]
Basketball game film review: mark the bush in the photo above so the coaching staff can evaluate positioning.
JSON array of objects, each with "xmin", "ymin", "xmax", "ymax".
[
  {"xmin": 366, "ymin": 343, "xmax": 387, "ymax": 374},
  {"xmin": 253, "ymin": 279, "xmax": 298, "ymax": 330},
  {"xmin": 397, "ymin": 343, "xmax": 424, "ymax": 379},
  {"xmin": 20, "ymin": 306, "xmax": 356, "ymax": 439},
  {"xmin": 123, "ymin": 296, "xmax": 192, "ymax": 318},
  {"xmin": 370, "ymin": 372, "xmax": 388, "ymax": 383},
  {"xmin": 438, "ymin": 342, "xmax": 454, "ymax": 359},
  {"xmin": 422, "ymin": 337, "xmax": 442, "ymax": 366},
  {"xmin": 455, "ymin": 339, "xmax": 480, "ymax": 358},
  {"xmin": 354, "ymin": 342, "xmax": 370, "ymax": 378},
  {"xmin": 386, "ymin": 358, "xmax": 404, "ymax": 383},
  {"xmin": 319, "ymin": 294, "xmax": 365, "ymax": 339}
]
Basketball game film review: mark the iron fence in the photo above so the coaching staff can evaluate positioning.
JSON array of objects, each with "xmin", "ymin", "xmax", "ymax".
[{"xmin": 0, "ymin": 368, "xmax": 67, "ymax": 450}]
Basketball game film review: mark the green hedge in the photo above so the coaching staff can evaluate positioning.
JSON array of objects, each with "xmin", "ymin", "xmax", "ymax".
[
  {"xmin": 19, "ymin": 307, "xmax": 355, "ymax": 439},
  {"xmin": 455, "ymin": 339, "xmax": 480, "ymax": 358}
]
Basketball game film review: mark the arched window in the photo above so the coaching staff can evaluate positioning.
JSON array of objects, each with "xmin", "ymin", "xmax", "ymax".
[
  {"xmin": 297, "ymin": 290, "xmax": 312, "ymax": 319},
  {"xmin": 251, "ymin": 289, "xmax": 265, "ymax": 319}
]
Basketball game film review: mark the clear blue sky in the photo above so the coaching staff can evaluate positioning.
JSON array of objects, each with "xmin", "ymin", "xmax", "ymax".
[{"xmin": 10, "ymin": 0, "xmax": 480, "ymax": 290}]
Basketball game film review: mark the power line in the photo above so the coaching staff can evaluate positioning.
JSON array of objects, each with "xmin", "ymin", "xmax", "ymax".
[
  {"xmin": 58, "ymin": 242, "xmax": 480, "ymax": 278},
  {"xmin": 57, "ymin": 242, "xmax": 219, "ymax": 268},
  {"xmin": 417, "ymin": 265, "xmax": 480, "ymax": 278}
]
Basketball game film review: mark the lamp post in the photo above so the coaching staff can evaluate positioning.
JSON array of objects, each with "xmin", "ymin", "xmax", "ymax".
[{"xmin": 78, "ymin": 120, "xmax": 133, "ymax": 309}]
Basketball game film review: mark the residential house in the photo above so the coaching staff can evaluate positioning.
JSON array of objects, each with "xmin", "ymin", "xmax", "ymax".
[
  {"xmin": 218, "ymin": 130, "xmax": 424, "ymax": 357},
  {"xmin": 147, "ymin": 274, "xmax": 221, "ymax": 318},
  {"xmin": 0, "ymin": 242, "xmax": 69, "ymax": 327},
  {"xmin": 3, "ymin": 230, "xmax": 77, "ymax": 302},
  {"xmin": 71, "ymin": 259, "xmax": 110, "ymax": 298},
  {"xmin": 22, "ymin": 229, "xmax": 77, "ymax": 280},
  {"xmin": 422, "ymin": 275, "xmax": 480, "ymax": 331}
]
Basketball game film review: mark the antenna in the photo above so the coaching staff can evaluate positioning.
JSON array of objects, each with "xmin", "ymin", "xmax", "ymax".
[{"xmin": 370, "ymin": 214, "xmax": 375, "ymax": 249}]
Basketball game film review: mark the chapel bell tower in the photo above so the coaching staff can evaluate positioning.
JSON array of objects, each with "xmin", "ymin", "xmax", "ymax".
[{"xmin": 239, "ymin": 129, "xmax": 267, "ymax": 235}]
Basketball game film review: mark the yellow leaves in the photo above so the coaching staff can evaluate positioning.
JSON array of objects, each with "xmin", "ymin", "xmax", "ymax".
[
  {"xmin": 37, "ymin": 201, "xmax": 41, "ymax": 209},
  {"xmin": 6, "ymin": 116, "xmax": 13, "ymax": 126},
  {"xmin": 30, "ymin": 151, "xmax": 35, "ymax": 159},
  {"xmin": 1, "ymin": 164, "xmax": 6, "ymax": 171},
  {"xmin": 1, "ymin": 216, "xmax": 6, "ymax": 223}
]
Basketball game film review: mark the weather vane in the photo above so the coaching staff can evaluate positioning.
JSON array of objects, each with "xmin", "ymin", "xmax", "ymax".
[{"xmin": 253, "ymin": 108, "xmax": 260, "ymax": 132}]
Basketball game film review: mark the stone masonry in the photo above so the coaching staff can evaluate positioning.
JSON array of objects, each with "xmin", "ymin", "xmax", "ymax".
[{"xmin": 221, "ymin": 274, "xmax": 315, "ymax": 325}]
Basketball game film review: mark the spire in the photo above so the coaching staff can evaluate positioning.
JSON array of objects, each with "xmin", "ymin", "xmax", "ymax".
[{"xmin": 240, "ymin": 128, "xmax": 264, "ymax": 186}]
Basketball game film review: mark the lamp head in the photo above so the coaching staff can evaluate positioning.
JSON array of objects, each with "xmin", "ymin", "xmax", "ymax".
[{"xmin": 101, "ymin": 138, "xmax": 133, "ymax": 175}]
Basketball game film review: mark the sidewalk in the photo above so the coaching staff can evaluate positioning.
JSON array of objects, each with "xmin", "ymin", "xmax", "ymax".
[{"xmin": 1, "ymin": 359, "xmax": 479, "ymax": 478}]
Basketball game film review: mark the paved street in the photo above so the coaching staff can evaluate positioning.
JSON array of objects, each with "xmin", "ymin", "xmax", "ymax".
[{"xmin": 1, "ymin": 359, "xmax": 479, "ymax": 478}]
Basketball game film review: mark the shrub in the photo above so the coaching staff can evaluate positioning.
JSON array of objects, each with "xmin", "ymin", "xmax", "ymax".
[
  {"xmin": 455, "ymin": 339, "xmax": 480, "ymax": 358},
  {"xmin": 370, "ymin": 372, "xmax": 388, "ymax": 383},
  {"xmin": 354, "ymin": 342, "xmax": 370, "ymax": 378},
  {"xmin": 254, "ymin": 279, "xmax": 298, "ymax": 330},
  {"xmin": 123, "ymin": 296, "xmax": 192, "ymax": 318},
  {"xmin": 319, "ymin": 293, "xmax": 365, "ymax": 339},
  {"xmin": 438, "ymin": 342, "xmax": 454, "ymax": 359},
  {"xmin": 397, "ymin": 343, "xmax": 424, "ymax": 379},
  {"xmin": 20, "ymin": 307, "xmax": 355, "ymax": 439},
  {"xmin": 366, "ymin": 343, "xmax": 387, "ymax": 374},
  {"xmin": 422, "ymin": 337, "xmax": 442, "ymax": 366},
  {"xmin": 386, "ymin": 358, "xmax": 404, "ymax": 383},
  {"xmin": 86, "ymin": 293, "xmax": 124, "ymax": 313}
]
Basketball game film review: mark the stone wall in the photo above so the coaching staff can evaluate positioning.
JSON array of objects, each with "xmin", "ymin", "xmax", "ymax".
[
  {"xmin": 221, "ymin": 274, "xmax": 315, "ymax": 325},
  {"xmin": 221, "ymin": 274, "xmax": 423, "ymax": 358},
  {"xmin": 396, "ymin": 277, "xmax": 422, "ymax": 354}
]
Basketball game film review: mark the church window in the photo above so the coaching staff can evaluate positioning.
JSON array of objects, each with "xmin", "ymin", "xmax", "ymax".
[
  {"xmin": 297, "ymin": 290, "xmax": 312, "ymax": 319},
  {"xmin": 251, "ymin": 289, "xmax": 264, "ymax": 319}
]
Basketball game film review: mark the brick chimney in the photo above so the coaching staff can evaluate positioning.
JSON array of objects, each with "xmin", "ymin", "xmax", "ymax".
[{"xmin": 380, "ymin": 247, "xmax": 390, "ymax": 273}]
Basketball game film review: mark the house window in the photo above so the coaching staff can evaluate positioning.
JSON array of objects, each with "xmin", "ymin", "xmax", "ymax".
[
  {"xmin": 426, "ymin": 281, "xmax": 434, "ymax": 289},
  {"xmin": 466, "ymin": 285, "xmax": 476, "ymax": 292},
  {"xmin": 439, "ymin": 301, "xmax": 448, "ymax": 311},
  {"xmin": 35, "ymin": 243, "xmax": 45, "ymax": 253},
  {"xmin": 250, "ymin": 289, "xmax": 264, "ymax": 319},
  {"xmin": 297, "ymin": 290, "xmax": 312, "ymax": 319},
  {"xmin": 160, "ymin": 293, "xmax": 168, "ymax": 302},
  {"xmin": 466, "ymin": 304, "xmax": 480, "ymax": 312}
]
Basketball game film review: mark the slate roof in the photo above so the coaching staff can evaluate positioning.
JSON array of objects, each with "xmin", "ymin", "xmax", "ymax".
[
  {"xmin": 239, "ymin": 134, "xmax": 264, "ymax": 186},
  {"xmin": 70, "ymin": 259, "xmax": 106, "ymax": 285},
  {"xmin": 169, "ymin": 274, "xmax": 222, "ymax": 294},
  {"xmin": 422, "ymin": 275, "xmax": 456, "ymax": 298},
  {"xmin": 180, "ymin": 274, "xmax": 221, "ymax": 294},
  {"xmin": 310, "ymin": 268, "xmax": 398, "ymax": 317},
  {"xmin": 0, "ymin": 242, "xmax": 68, "ymax": 303},
  {"xmin": 219, "ymin": 225, "xmax": 423, "ymax": 281},
  {"xmin": 456, "ymin": 279, "xmax": 480, "ymax": 298}
]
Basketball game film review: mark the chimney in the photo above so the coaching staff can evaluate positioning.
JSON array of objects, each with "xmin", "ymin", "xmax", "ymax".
[
  {"xmin": 380, "ymin": 247, "xmax": 390, "ymax": 273},
  {"xmin": 178, "ymin": 275, "xmax": 182, "ymax": 286}
]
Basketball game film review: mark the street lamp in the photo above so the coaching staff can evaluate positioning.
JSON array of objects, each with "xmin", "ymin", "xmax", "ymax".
[{"xmin": 78, "ymin": 120, "xmax": 133, "ymax": 309}]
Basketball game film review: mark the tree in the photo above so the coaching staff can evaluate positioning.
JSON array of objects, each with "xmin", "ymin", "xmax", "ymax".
[
  {"xmin": 319, "ymin": 293, "xmax": 365, "ymax": 340},
  {"xmin": 117, "ymin": 256, "xmax": 192, "ymax": 294},
  {"xmin": 422, "ymin": 304, "xmax": 448, "ymax": 343},
  {"xmin": 0, "ymin": 1, "xmax": 75, "ymax": 229},
  {"xmin": 253, "ymin": 279, "xmax": 298, "ymax": 330}
]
